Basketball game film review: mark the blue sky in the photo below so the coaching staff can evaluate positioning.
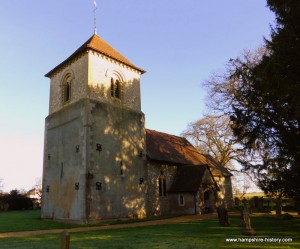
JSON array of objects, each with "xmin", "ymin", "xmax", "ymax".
[{"xmin": 0, "ymin": 0, "xmax": 274, "ymax": 192}]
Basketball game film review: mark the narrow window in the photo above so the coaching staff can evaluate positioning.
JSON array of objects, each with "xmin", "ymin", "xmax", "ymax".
[
  {"xmin": 63, "ymin": 78, "xmax": 71, "ymax": 103},
  {"xmin": 110, "ymin": 78, "xmax": 121, "ymax": 99},
  {"xmin": 115, "ymin": 79, "xmax": 120, "ymax": 98},
  {"xmin": 111, "ymin": 78, "xmax": 114, "ymax": 97},
  {"xmin": 179, "ymin": 194, "xmax": 185, "ymax": 206},
  {"xmin": 120, "ymin": 160, "xmax": 124, "ymax": 176},
  {"xmin": 60, "ymin": 163, "xmax": 64, "ymax": 182},
  {"xmin": 159, "ymin": 178, "xmax": 167, "ymax": 197},
  {"xmin": 159, "ymin": 178, "xmax": 162, "ymax": 196},
  {"xmin": 65, "ymin": 82, "xmax": 70, "ymax": 101}
]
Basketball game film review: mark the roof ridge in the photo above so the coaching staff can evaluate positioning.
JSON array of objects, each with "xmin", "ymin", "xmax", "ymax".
[
  {"xmin": 145, "ymin": 128, "xmax": 185, "ymax": 140},
  {"xmin": 45, "ymin": 34, "xmax": 145, "ymax": 77},
  {"xmin": 146, "ymin": 128, "xmax": 203, "ymax": 155}
]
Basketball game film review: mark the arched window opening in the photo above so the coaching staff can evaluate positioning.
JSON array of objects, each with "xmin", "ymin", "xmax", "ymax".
[
  {"xmin": 64, "ymin": 81, "xmax": 71, "ymax": 102},
  {"xmin": 115, "ymin": 80, "xmax": 120, "ymax": 98},
  {"xmin": 110, "ymin": 78, "xmax": 114, "ymax": 97},
  {"xmin": 110, "ymin": 78, "xmax": 121, "ymax": 99},
  {"xmin": 63, "ymin": 78, "xmax": 71, "ymax": 103}
]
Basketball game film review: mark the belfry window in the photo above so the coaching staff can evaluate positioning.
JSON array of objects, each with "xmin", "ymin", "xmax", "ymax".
[
  {"xmin": 62, "ymin": 77, "xmax": 72, "ymax": 103},
  {"xmin": 64, "ymin": 81, "xmax": 71, "ymax": 102},
  {"xmin": 110, "ymin": 78, "xmax": 121, "ymax": 99}
]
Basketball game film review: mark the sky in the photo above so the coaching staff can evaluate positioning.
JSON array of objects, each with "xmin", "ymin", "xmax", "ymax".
[{"xmin": 0, "ymin": 0, "xmax": 275, "ymax": 193}]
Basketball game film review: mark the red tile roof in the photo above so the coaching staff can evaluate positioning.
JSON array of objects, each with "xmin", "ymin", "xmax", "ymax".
[
  {"xmin": 45, "ymin": 34, "xmax": 145, "ymax": 77},
  {"xmin": 145, "ymin": 129, "xmax": 232, "ymax": 178},
  {"xmin": 145, "ymin": 129, "xmax": 207, "ymax": 165}
]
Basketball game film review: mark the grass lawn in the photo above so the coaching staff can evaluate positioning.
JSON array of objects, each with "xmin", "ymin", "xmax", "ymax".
[
  {"xmin": 0, "ymin": 210, "xmax": 82, "ymax": 232},
  {"xmin": 0, "ymin": 211, "xmax": 299, "ymax": 249},
  {"xmin": 0, "ymin": 210, "xmax": 176, "ymax": 233}
]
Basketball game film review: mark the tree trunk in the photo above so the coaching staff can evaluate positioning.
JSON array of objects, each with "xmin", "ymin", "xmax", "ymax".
[{"xmin": 275, "ymin": 199, "xmax": 282, "ymax": 216}]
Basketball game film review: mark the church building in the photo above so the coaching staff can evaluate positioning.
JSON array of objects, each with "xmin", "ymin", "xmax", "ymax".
[{"xmin": 41, "ymin": 34, "xmax": 232, "ymax": 223}]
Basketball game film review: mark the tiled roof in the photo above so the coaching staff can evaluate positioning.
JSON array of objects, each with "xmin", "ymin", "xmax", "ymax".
[
  {"xmin": 146, "ymin": 130, "xmax": 221, "ymax": 192},
  {"xmin": 45, "ymin": 34, "xmax": 145, "ymax": 77},
  {"xmin": 145, "ymin": 129, "xmax": 232, "ymax": 178},
  {"xmin": 168, "ymin": 165, "xmax": 207, "ymax": 193},
  {"xmin": 145, "ymin": 129, "xmax": 207, "ymax": 165}
]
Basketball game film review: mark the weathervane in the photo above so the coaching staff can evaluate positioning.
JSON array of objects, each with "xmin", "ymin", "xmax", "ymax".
[{"xmin": 93, "ymin": 0, "xmax": 97, "ymax": 34}]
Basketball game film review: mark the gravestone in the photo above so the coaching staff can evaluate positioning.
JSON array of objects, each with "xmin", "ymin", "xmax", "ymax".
[
  {"xmin": 239, "ymin": 198, "xmax": 247, "ymax": 227},
  {"xmin": 242, "ymin": 209, "xmax": 256, "ymax": 236},
  {"xmin": 239, "ymin": 208, "xmax": 245, "ymax": 227}
]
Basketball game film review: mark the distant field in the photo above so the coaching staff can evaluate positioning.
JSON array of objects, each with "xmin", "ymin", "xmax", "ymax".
[
  {"xmin": 233, "ymin": 192, "xmax": 265, "ymax": 198},
  {"xmin": 0, "ymin": 210, "xmax": 299, "ymax": 249}
]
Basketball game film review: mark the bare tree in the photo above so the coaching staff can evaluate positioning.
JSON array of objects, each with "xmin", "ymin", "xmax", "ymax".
[
  {"xmin": 182, "ymin": 115, "xmax": 244, "ymax": 170},
  {"xmin": 204, "ymin": 47, "xmax": 266, "ymax": 115},
  {"xmin": 182, "ymin": 114, "xmax": 259, "ymax": 195},
  {"xmin": 33, "ymin": 177, "xmax": 42, "ymax": 199}
]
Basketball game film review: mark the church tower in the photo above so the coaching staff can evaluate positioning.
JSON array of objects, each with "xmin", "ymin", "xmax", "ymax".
[{"xmin": 41, "ymin": 34, "xmax": 146, "ymax": 222}]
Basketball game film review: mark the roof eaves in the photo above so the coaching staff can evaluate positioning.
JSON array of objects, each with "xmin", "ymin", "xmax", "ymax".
[
  {"xmin": 45, "ymin": 48, "xmax": 145, "ymax": 78},
  {"xmin": 45, "ymin": 35, "xmax": 146, "ymax": 78},
  {"xmin": 45, "ymin": 51, "xmax": 85, "ymax": 78}
]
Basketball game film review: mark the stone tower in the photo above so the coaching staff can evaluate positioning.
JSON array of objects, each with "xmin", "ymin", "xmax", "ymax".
[{"xmin": 41, "ymin": 34, "xmax": 146, "ymax": 222}]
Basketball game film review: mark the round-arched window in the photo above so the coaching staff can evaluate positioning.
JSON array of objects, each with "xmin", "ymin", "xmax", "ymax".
[
  {"xmin": 110, "ymin": 78, "xmax": 121, "ymax": 99},
  {"xmin": 62, "ymin": 74, "xmax": 73, "ymax": 103}
]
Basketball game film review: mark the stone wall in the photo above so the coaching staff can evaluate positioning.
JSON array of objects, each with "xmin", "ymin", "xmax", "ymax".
[
  {"xmin": 168, "ymin": 193, "xmax": 196, "ymax": 215},
  {"xmin": 48, "ymin": 54, "xmax": 88, "ymax": 114},
  {"xmin": 87, "ymin": 100, "xmax": 146, "ymax": 220},
  {"xmin": 144, "ymin": 162, "xmax": 227, "ymax": 216},
  {"xmin": 224, "ymin": 176, "xmax": 233, "ymax": 209},
  {"xmin": 48, "ymin": 50, "xmax": 142, "ymax": 115},
  {"xmin": 145, "ymin": 162, "xmax": 177, "ymax": 216},
  {"xmin": 87, "ymin": 51, "xmax": 142, "ymax": 112},
  {"xmin": 42, "ymin": 98, "xmax": 147, "ymax": 222},
  {"xmin": 215, "ymin": 176, "xmax": 233, "ymax": 209},
  {"xmin": 42, "ymin": 100, "xmax": 87, "ymax": 222},
  {"xmin": 43, "ymin": 46, "xmax": 145, "ymax": 222}
]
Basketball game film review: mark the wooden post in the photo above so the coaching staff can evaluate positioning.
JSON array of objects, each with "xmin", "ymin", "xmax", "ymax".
[{"xmin": 61, "ymin": 230, "xmax": 70, "ymax": 249}]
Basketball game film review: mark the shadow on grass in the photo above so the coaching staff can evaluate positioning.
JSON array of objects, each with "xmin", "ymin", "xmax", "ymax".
[
  {"xmin": 0, "ymin": 212, "xmax": 299, "ymax": 249},
  {"xmin": 0, "ymin": 210, "xmax": 183, "ymax": 233}
]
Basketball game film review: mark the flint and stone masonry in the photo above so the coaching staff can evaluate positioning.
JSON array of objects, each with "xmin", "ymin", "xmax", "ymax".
[{"xmin": 42, "ymin": 34, "xmax": 232, "ymax": 223}]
